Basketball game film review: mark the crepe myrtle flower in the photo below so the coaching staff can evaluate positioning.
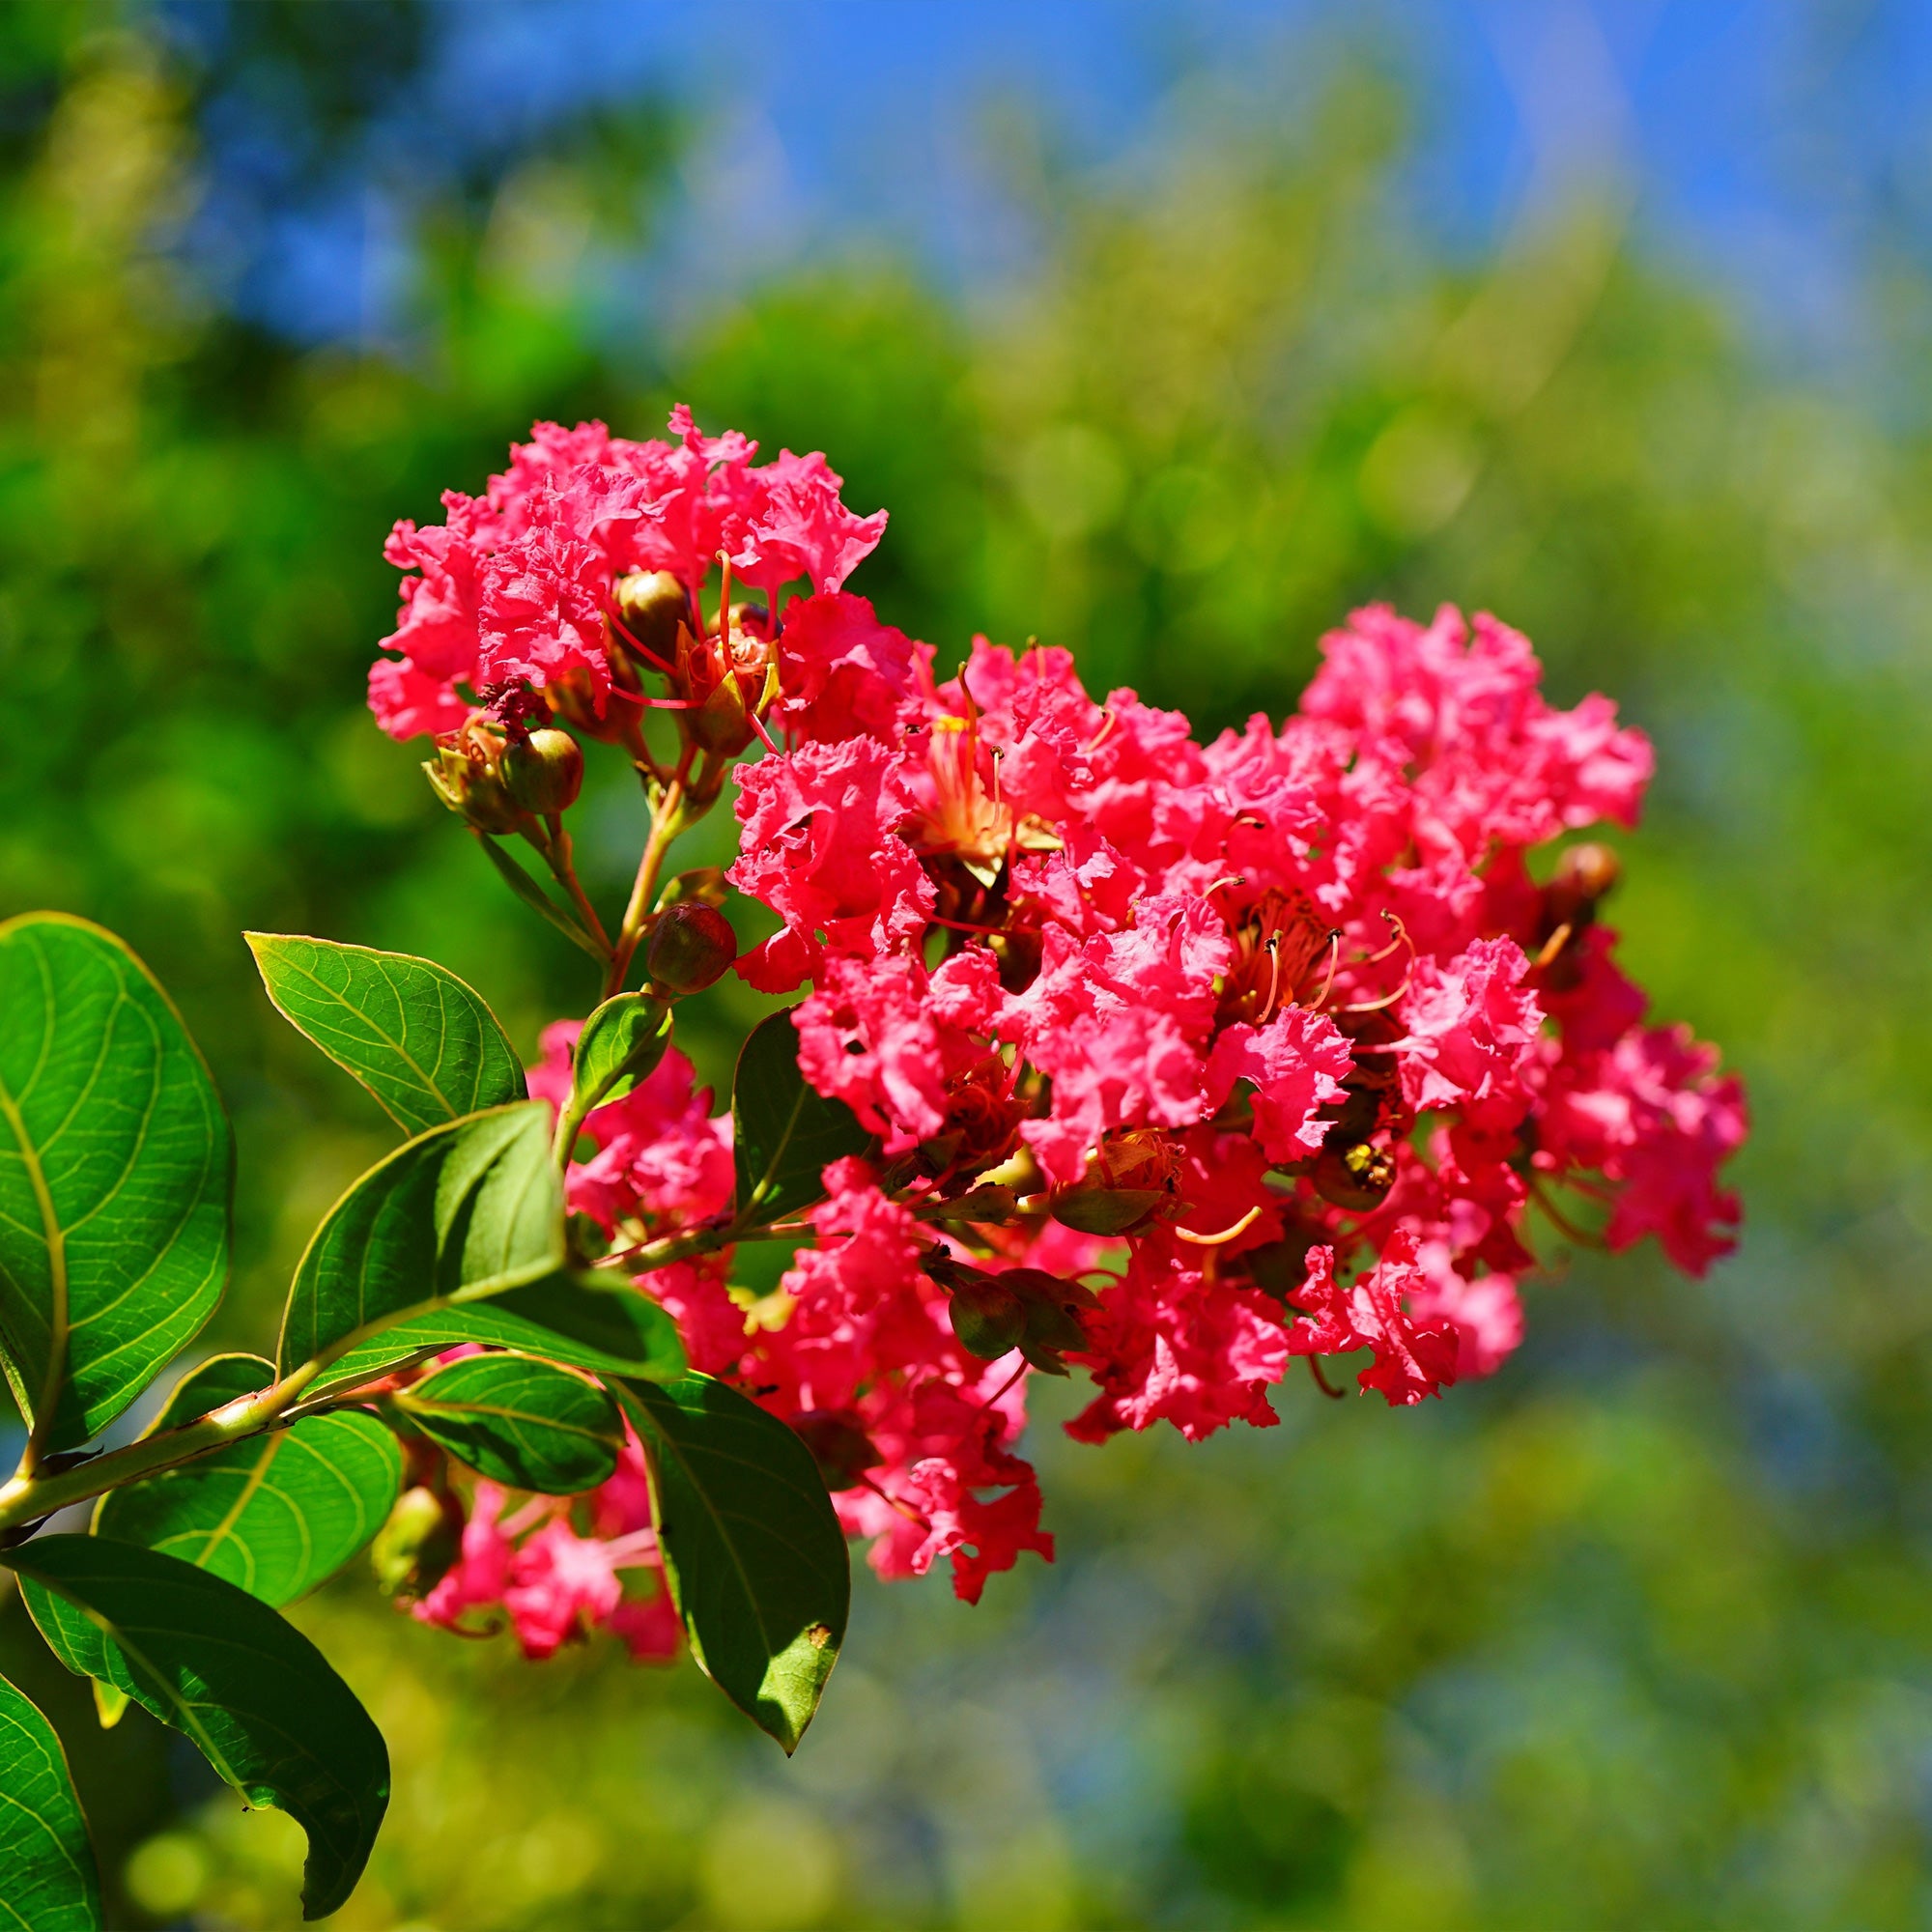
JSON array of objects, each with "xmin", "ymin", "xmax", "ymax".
[{"xmin": 369, "ymin": 416, "xmax": 1745, "ymax": 1637}]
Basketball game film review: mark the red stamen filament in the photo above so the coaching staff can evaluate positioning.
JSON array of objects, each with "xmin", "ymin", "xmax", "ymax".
[
  {"xmin": 604, "ymin": 602, "xmax": 679, "ymax": 677},
  {"xmin": 1082, "ymin": 709, "xmax": 1117, "ymax": 754},
  {"xmin": 1307, "ymin": 1355, "xmax": 1347, "ymax": 1400},
  {"xmin": 856, "ymin": 1473, "xmax": 930, "ymax": 1530},
  {"xmin": 973, "ymin": 1358, "xmax": 1029, "ymax": 1419}
]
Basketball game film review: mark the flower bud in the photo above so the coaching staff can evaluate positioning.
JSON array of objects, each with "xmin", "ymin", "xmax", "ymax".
[
  {"xmin": 647, "ymin": 900, "xmax": 736, "ymax": 995},
  {"xmin": 370, "ymin": 1484, "xmax": 463, "ymax": 1598},
  {"xmin": 613, "ymin": 569, "xmax": 690, "ymax": 666},
  {"xmin": 423, "ymin": 722, "xmax": 527, "ymax": 835},
  {"xmin": 689, "ymin": 660, "xmax": 753, "ymax": 754},
  {"xmin": 1546, "ymin": 840, "xmax": 1621, "ymax": 927},
  {"xmin": 1050, "ymin": 1130, "xmax": 1177, "ymax": 1235},
  {"xmin": 790, "ymin": 1410, "xmax": 880, "ymax": 1491},
  {"xmin": 949, "ymin": 1276, "xmax": 1027, "ymax": 1359},
  {"xmin": 500, "ymin": 727, "xmax": 583, "ymax": 814},
  {"xmin": 1312, "ymin": 1140, "xmax": 1395, "ymax": 1212}
]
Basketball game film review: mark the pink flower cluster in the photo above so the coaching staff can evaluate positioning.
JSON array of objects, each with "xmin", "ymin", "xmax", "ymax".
[
  {"xmin": 368, "ymin": 409, "xmax": 885, "ymax": 740},
  {"xmin": 411, "ymin": 1428, "xmax": 679, "ymax": 1662},
  {"xmin": 373, "ymin": 416, "xmax": 1747, "ymax": 1648}
]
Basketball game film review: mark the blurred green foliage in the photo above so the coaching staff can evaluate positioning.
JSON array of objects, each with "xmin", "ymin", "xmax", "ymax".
[{"xmin": 2, "ymin": 9, "xmax": 1930, "ymax": 1929}]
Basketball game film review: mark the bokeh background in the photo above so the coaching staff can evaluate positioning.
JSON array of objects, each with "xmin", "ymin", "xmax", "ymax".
[{"xmin": 2, "ymin": 1, "xmax": 1929, "ymax": 1925}]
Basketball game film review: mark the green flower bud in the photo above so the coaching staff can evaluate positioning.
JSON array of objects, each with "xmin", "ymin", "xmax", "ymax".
[
  {"xmin": 647, "ymin": 901, "xmax": 737, "ymax": 995},
  {"xmin": 613, "ymin": 569, "xmax": 690, "ymax": 666},
  {"xmin": 422, "ymin": 722, "xmax": 527, "ymax": 835},
  {"xmin": 500, "ymin": 727, "xmax": 583, "ymax": 814},
  {"xmin": 949, "ymin": 1276, "xmax": 1027, "ymax": 1359},
  {"xmin": 370, "ymin": 1484, "xmax": 463, "ymax": 1599}
]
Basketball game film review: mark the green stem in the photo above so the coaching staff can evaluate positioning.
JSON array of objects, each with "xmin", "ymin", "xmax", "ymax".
[
  {"xmin": 0, "ymin": 1361, "xmax": 321, "ymax": 1537},
  {"xmin": 536, "ymin": 821, "xmax": 612, "ymax": 952}
]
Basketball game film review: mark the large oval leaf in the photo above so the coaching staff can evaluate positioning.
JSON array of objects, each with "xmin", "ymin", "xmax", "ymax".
[
  {"xmin": 731, "ymin": 1009, "xmax": 870, "ymax": 1229},
  {"xmin": 401, "ymin": 1353, "xmax": 623, "ymax": 1493},
  {"xmin": 246, "ymin": 934, "xmax": 526, "ymax": 1138},
  {"xmin": 618, "ymin": 1374, "xmax": 849, "ymax": 1754},
  {"xmin": 0, "ymin": 1669, "xmax": 101, "ymax": 1931},
  {"xmin": 11, "ymin": 1534, "xmax": 388, "ymax": 1921},
  {"xmin": 94, "ymin": 1355, "xmax": 402, "ymax": 1605},
  {"xmin": 0, "ymin": 914, "xmax": 233, "ymax": 1450},
  {"xmin": 276, "ymin": 1101, "xmax": 562, "ymax": 1377},
  {"xmin": 303, "ymin": 1272, "xmax": 686, "ymax": 1400}
]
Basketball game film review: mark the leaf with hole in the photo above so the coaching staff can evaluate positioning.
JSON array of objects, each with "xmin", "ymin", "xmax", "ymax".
[
  {"xmin": 11, "ymin": 1535, "xmax": 388, "ymax": 1921},
  {"xmin": 731, "ymin": 1009, "xmax": 870, "ymax": 1229},
  {"xmin": 0, "ymin": 914, "xmax": 233, "ymax": 1450},
  {"xmin": 0, "ymin": 1668, "xmax": 101, "ymax": 1931},
  {"xmin": 276, "ymin": 1101, "xmax": 562, "ymax": 1376},
  {"xmin": 617, "ymin": 1374, "xmax": 849, "ymax": 1753},
  {"xmin": 246, "ymin": 934, "xmax": 525, "ymax": 1138},
  {"xmin": 401, "ymin": 1353, "xmax": 624, "ymax": 1492},
  {"xmin": 94, "ymin": 1354, "xmax": 403, "ymax": 1605},
  {"xmin": 302, "ymin": 1271, "xmax": 685, "ymax": 1400}
]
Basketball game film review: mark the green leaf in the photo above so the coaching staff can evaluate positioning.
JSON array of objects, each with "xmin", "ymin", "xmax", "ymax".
[
  {"xmin": 400, "ymin": 1353, "xmax": 624, "ymax": 1493},
  {"xmin": 245, "ymin": 934, "xmax": 526, "ymax": 1139},
  {"xmin": 617, "ymin": 1374, "xmax": 849, "ymax": 1753},
  {"xmin": 731, "ymin": 1009, "xmax": 870, "ymax": 1229},
  {"xmin": 475, "ymin": 835, "xmax": 608, "ymax": 960},
  {"xmin": 0, "ymin": 914, "xmax": 234, "ymax": 1451},
  {"xmin": 0, "ymin": 1669, "xmax": 102, "ymax": 1931},
  {"xmin": 11, "ymin": 1535, "xmax": 388, "ymax": 1921},
  {"xmin": 94, "ymin": 1355, "xmax": 402, "ymax": 1605},
  {"xmin": 276, "ymin": 1102, "xmax": 562, "ymax": 1377},
  {"xmin": 303, "ymin": 1272, "xmax": 686, "ymax": 1400},
  {"xmin": 570, "ymin": 992, "xmax": 671, "ymax": 1114}
]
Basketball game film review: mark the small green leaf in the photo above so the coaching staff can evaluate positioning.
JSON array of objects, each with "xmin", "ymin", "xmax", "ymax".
[
  {"xmin": 94, "ymin": 1355, "xmax": 403, "ymax": 1605},
  {"xmin": 303, "ymin": 1272, "xmax": 686, "ymax": 1399},
  {"xmin": 11, "ymin": 1535, "xmax": 388, "ymax": 1921},
  {"xmin": 475, "ymin": 835, "xmax": 608, "ymax": 960},
  {"xmin": 400, "ymin": 1353, "xmax": 624, "ymax": 1493},
  {"xmin": 0, "ymin": 1669, "xmax": 102, "ymax": 1931},
  {"xmin": 0, "ymin": 914, "xmax": 234, "ymax": 1450},
  {"xmin": 618, "ymin": 1374, "xmax": 849, "ymax": 1754},
  {"xmin": 277, "ymin": 1102, "xmax": 562, "ymax": 1377},
  {"xmin": 570, "ymin": 992, "xmax": 671, "ymax": 1114},
  {"xmin": 731, "ymin": 1009, "xmax": 871, "ymax": 1228},
  {"xmin": 246, "ymin": 934, "xmax": 526, "ymax": 1138}
]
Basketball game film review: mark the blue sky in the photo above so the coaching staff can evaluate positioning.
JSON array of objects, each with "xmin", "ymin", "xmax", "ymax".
[{"xmin": 171, "ymin": 0, "xmax": 1932, "ymax": 364}]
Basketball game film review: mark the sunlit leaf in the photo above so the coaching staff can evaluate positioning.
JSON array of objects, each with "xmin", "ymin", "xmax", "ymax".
[
  {"xmin": 12, "ymin": 1535, "xmax": 388, "ymax": 1921},
  {"xmin": 618, "ymin": 1374, "xmax": 849, "ymax": 1753},
  {"xmin": 246, "ymin": 933, "xmax": 525, "ymax": 1138},
  {"xmin": 401, "ymin": 1352, "xmax": 624, "ymax": 1492},
  {"xmin": 0, "ymin": 914, "xmax": 233, "ymax": 1449},
  {"xmin": 0, "ymin": 1668, "xmax": 101, "ymax": 1931},
  {"xmin": 276, "ymin": 1101, "xmax": 561, "ymax": 1376},
  {"xmin": 94, "ymin": 1354, "xmax": 402, "ymax": 1605},
  {"xmin": 301, "ymin": 1271, "xmax": 685, "ymax": 1400}
]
